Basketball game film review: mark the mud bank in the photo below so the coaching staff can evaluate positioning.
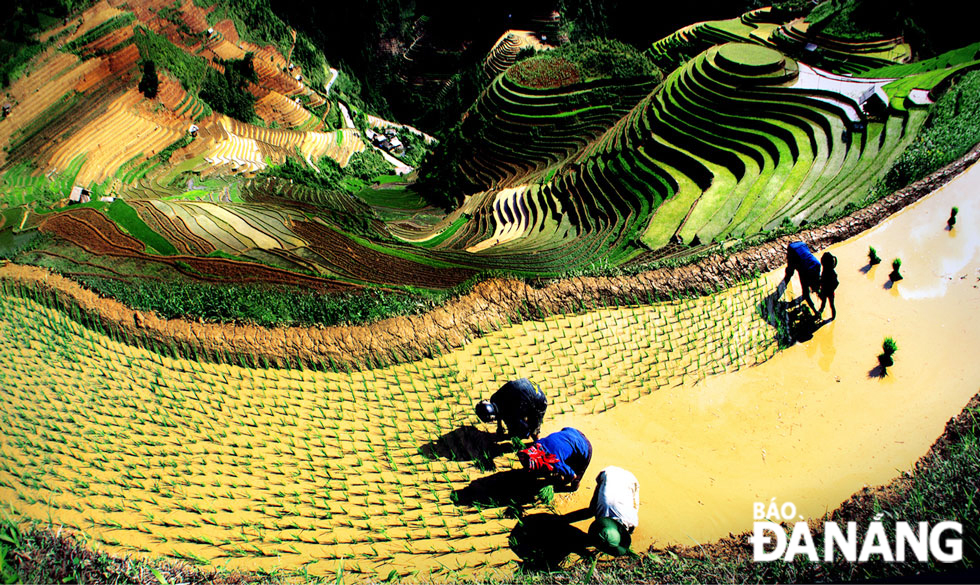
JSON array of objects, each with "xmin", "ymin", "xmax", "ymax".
[{"xmin": 2, "ymin": 144, "xmax": 978, "ymax": 369}]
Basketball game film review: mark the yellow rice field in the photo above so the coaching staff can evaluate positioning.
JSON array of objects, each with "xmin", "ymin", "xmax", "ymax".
[{"xmin": 0, "ymin": 277, "xmax": 777, "ymax": 581}]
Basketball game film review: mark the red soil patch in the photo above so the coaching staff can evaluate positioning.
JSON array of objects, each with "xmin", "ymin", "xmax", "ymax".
[
  {"xmin": 178, "ymin": 0, "xmax": 211, "ymax": 33},
  {"xmin": 40, "ymin": 208, "xmax": 145, "ymax": 255},
  {"xmin": 105, "ymin": 43, "xmax": 140, "ymax": 75},
  {"xmin": 37, "ymin": 208, "xmax": 356, "ymax": 292},
  {"xmin": 213, "ymin": 19, "xmax": 240, "ymax": 45},
  {"xmin": 156, "ymin": 76, "xmax": 188, "ymax": 111}
]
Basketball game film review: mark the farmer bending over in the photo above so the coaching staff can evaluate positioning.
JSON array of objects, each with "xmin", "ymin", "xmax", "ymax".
[
  {"xmin": 588, "ymin": 466, "xmax": 639, "ymax": 557},
  {"xmin": 783, "ymin": 241, "xmax": 821, "ymax": 314},
  {"xmin": 818, "ymin": 251, "xmax": 838, "ymax": 320},
  {"xmin": 518, "ymin": 427, "xmax": 592, "ymax": 491},
  {"xmin": 475, "ymin": 378, "xmax": 547, "ymax": 441}
]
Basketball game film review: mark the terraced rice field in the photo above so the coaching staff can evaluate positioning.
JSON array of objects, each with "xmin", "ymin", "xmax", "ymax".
[
  {"xmin": 647, "ymin": 6, "xmax": 911, "ymax": 74},
  {"xmin": 201, "ymin": 117, "xmax": 365, "ymax": 175},
  {"xmin": 45, "ymin": 89, "xmax": 184, "ymax": 184},
  {"xmin": 0, "ymin": 0, "xmax": 337, "ymax": 190},
  {"xmin": 454, "ymin": 72, "xmax": 660, "ymax": 190},
  {"xmin": 441, "ymin": 40, "xmax": 935, "ymax": 271},
  {"xmin": 0, "ymin": 276, "xmax": 778, "ymax": 581},
  {"xmin": 483, "ymin": 30, "xmax": 553, "ymax": 78}
]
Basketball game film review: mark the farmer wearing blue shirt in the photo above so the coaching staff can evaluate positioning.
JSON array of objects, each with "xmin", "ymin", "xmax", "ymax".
[
  {"xmin": 784, "ymin": 241, "xmax": 821, "ymax": 314},
  {"xmin": 476, "ymin": 378, "xmax": 548, "ymax": 441},
  {"xmin": 518, "ymin": 427, "xmax": 592, "ymax": 491}
]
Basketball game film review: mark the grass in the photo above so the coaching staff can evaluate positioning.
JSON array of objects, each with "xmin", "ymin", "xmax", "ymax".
[
  {"xmin": 0, "ymin": 275, "xmax": 775, "ymax": 578},
  {"xmin": 868, "ymin": 246, "xmax": 881, "ymax": 265},
  {"xmin": 0, "ymin": 514, "xmax": 265, "ymax": 585},
  {"xmin": 883, "ymin": 337, "xmax": 898, "ymax": 355},
  {"xmin": 134, "ymin": 25, "xmax": 209, "ymax": 92},
  {"xmin": 3, "ymin": 393, "xmax": 978, "ymax": 584},
  {"xmin": 105, "ymin": 200, "xmax": 178, "ymax": 255},
  {"xmin": 354, "ymin": 185, "xmax": 427, "ymax": 210},
  {"xmin": 890, "ymin": 258, "xmax": 903, "ymax": 281},
  {"xmin": 71, "ymin": 274, "xmax": 448, "ymax": 328},
  {"xmin": 716, "ymin": 42, "xmax": 783, "ymax": 69},
  {"xmin": 865, "ymin": 42, "xmax": 980, "ymax": 78},
  {"xmin": 877, "ymin": 70, "xmax": 980, "ymax": 196},
  {"xmin": 879, "ymin": 336, "xmax": 898, "ymax": 368}
]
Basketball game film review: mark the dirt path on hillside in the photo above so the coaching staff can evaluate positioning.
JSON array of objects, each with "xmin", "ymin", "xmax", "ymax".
[
  {"xmin": 1, "ymin": 145, "xmax": 978, "ymax": 370},
  {"xmin": 549, "ymin": 159, "xmax": 980, "ymax": 553}
]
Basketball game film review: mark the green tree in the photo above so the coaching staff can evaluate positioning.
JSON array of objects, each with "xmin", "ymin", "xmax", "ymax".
[
  {"xmin": 199, "ymin": 53, "xmax": 258, "ymax": 122},
  {"xmin": 138, "ymin": 60, "xmax": 159, "ymax": 98}
]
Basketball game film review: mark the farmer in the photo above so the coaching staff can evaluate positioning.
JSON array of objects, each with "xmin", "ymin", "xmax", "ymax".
[
  {"xmin": 818, "ymin": 251, "xmax": 839, "ymax": 320},
  {"xmin": 588, "ymin": 466, "xmax": 639, "ymax": 557},
  {"xmin": 475, "ymin": 378, "xmax": 547, "ymax": 441},
  {"xmin": 518, "ymin": 427, "xmax": 592, "ymax": 491},
  {"xmin": 783, "ymin": 241, "xmax": 821, "ymax": 314}
]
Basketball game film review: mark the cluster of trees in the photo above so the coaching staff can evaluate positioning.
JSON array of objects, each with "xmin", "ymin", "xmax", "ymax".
[
  {"xmin": 878, "ymin": 70, "xmax": 980, "ymax": 194},
  {"xmin": 199, "ymin": 54, "xmax": 258, "ymax": 124},
  {"xmin": 138, "ymin": 61, "xmax": 158, "ymax": 98},
  {"xmin": 807, "ymin": 0, "xmax": 976, "ymax": 57},
  {"xmin": 133, "ymin": 25, "xmax": 209, "ymax": 91},
  {"xmin": 509, "ymin": 38, "xmax": 660, "ymax": 86},
  {"xmin": 261, "ymin": 148, "xmax": 393, "ymax": 195},
  {"xmin": 203, "ymin": 0, "xmax": 292, "ymax": 56}
]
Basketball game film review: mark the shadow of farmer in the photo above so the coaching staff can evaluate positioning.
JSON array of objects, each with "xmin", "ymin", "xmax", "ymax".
[
  {"xmin": 508, "ymin": 512, "xmax": 592, "ymax": 572},
  {"xmin": 787, "ymin": 302, "xmax": 822, "ymax": 342},
  {"xmin": 758, "ymin": 281, "xmax": 826, "ymax": 346},
  {"xmin": 451, "ymin": 469, "xmax": 550, "ymax": 511},
  {"xmin": 418, "ymin": 426, "xmax": 520, "ymax": 472}
]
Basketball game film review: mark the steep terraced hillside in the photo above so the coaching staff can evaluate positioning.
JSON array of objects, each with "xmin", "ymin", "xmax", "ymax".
[
  {"xmin": 0, "ymin": 0, "xmax": 363, "ymax": 199},
  {"xmin": 427, "ymin": 40, "xmax": 948, "ymax": 273},
  {"xmin": 1, "ymin": 4, "xmax": 977, "ymax": 294}
]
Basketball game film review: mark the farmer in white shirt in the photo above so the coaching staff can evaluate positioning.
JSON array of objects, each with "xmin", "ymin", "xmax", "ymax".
[{"xmin": 587, "ymin": 466, "xmax": 639, "ymax": 556}]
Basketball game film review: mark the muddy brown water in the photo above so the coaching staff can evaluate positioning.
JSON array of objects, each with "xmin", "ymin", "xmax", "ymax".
[{"xmin": 551, "ymin": 160, "xmax": 980, "ymax": 553}]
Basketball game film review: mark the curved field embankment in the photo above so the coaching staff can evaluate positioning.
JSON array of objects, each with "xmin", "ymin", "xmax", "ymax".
[{"xmin": 2, "ymin": 144, "xmax": 977, "ymax": 370}]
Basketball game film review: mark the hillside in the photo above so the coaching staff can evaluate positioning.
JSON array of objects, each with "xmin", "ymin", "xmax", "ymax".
[{"xmin": 0, "ymin": 1, "xmax": 977, "ymax": 314}]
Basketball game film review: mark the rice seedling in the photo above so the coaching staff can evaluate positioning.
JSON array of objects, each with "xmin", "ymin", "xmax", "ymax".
[
  {"xmin": 0, "ymin": 266, "xmax": 790, "ymax": 580},
  {"xmin": 878, "ymin": 337, "xmax": 899, "ymax": 369},
  {"xmin": 890, "ymin": 258, "xmax": 903, "ymax": 281}
]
